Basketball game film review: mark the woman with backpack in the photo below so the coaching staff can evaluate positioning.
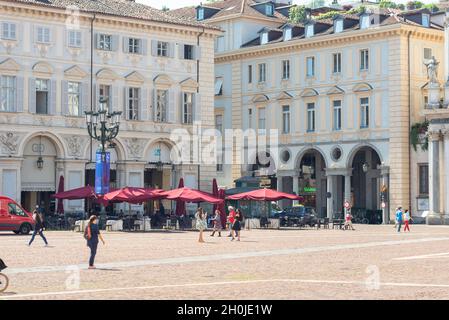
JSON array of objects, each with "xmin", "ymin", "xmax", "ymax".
[
  {"xmin": 85, "ymin": 215, "xmax": 105, "ymax": 269},
  {"xmin": 28, "ymin": 207, "xmax": 48, "ymax": 247},
  {"xmin": 232, "ymin": 209, "xmax": 244, "ymax": 242}
]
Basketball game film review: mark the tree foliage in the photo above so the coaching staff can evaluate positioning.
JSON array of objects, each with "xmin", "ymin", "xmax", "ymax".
[
  {"xmin": 289, "ymin": 5, "xmax": 308, "ymax": 24},
  {"xmin": 406, "ymin": 1, "xmax": 424, "ymax": 10}
]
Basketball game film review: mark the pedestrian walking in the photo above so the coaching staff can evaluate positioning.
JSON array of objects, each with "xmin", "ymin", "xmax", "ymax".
[
  {"xmin": 28, "ymin": 207, "xmax": 48, "ymax": 247},
  {"xmin": 85, "ymin": 215, "xmax": 105, "ymax": 269},
  {"xmin": 395, "ymin": 207, "xmax": 403, "ymax": 233},
  {"xmin": 232, "ymin": 209, "xmax": 243, "ymax": 241},
  {"xmin": 210, "ymin": 209, "xmax": 223, "ymax": 237},
  {"xmin": 344, "ymin": 209, "xmax": 355, "ymax": 230},
  {"xmin": 403, "ymin": 209, "xmax": 411, "ymax": 232},
  {"xmin": 195, "ymin": 207, "xmax": 207, "ymax": 243},
  {"xmin": 227, "ymin": 206, "xmax": 236, "ymax": 238}
]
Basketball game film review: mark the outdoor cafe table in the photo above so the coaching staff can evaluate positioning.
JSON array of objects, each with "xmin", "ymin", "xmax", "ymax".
[{"xmin": 134, "ymin": 218, "xmax": 151, "ymax": 231}]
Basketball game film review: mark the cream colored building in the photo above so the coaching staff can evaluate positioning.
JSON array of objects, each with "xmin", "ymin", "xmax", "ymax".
[
  {"xmin": 173, "ymin": 1, "xmax": 444, "ymax": 222},
  {"xmin": 421, "ymin": 9, "xmax": 449, "ymax": 224},
  {"xmin": 0, "ymin": 0, "xmax": 220, "ymax": 214}
]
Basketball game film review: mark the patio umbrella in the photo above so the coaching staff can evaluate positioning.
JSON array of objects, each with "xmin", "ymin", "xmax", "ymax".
[
  {"xmin": 52, "ymin": 185, "xmax": 97, "ymax": 200},
  {"xmin": 56, "ymin": 175, "xmax": 64, "ymax": 214},
  {"xmin": 175, "ymin": 178, "xmax": 186, "ymax": 216},
  {"xmin": 102, "ymin": 187, "xmax": 165, "ymax": 204},
  {"xmin": 226, "ymin": 188, "xmax": 303, "ymax": 202},
  {"xmin": 161, "ymin": 187, "xmax": 224, "ymax": 204}
]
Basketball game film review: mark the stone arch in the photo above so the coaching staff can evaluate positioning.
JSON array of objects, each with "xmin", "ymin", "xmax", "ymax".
[
  {"xmin": 299, "ymin": 88, "xmax": 319, "ymax": 97},
  {"xmin": 294, "ymin": 146, "xmax": 329, "ymax": 170},
  {"xmin": 251, "ymin": 94, "xmax": 270, "ymax": 104},
  {"xmin": 345, "ymin": 143, "xmax": 384, "ymax": 169},
  {"xmin": 352, "ymin": 82, "xmax": 373, "ymax": 93},
  {"xmin": 32, "ymin": 61, "xmax": 54, "ymax": 76},
  {"xmin": 143, "ymin": 138, "xmax": 181, "ymax": 164},
  {"xmin": 96, "ymin": 68, "xmax": 120, "ymax": 81},
  {"xmin": 19, "ymin": 131, "xmax": 65, "ymax": 159}
]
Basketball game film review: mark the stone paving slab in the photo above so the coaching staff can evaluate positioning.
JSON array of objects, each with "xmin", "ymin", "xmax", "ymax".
[{"xmin": 1, "ymin": 225, "xmax": 449, "ymax": 300}]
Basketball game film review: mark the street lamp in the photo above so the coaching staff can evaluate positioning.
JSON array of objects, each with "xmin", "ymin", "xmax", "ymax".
[
  {"xmin": 85, "ymin": 98, "xmax": 122, "ymax": 155},
  {"xmin": 362, "ymin": 162, "xmax": 369, "ymax": 173}
]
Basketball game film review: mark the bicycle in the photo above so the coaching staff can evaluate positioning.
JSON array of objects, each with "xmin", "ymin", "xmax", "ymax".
[{"xmin": 0, "ymin": 259, "xmax": 8, "ymax": 293}]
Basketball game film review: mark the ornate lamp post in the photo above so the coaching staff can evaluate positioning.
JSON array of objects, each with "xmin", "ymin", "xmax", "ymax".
[
  {"xmin": 85, "ymin": 98, "xmax": 122, "ymax": 196},
  {"xmin": 85, "ymin": 98, "xmax": 122, "ymax": 158}
]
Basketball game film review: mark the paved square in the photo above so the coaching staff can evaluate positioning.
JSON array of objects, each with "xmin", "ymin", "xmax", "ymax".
[{"xmin": 1, "ymin": 225, "xmax": 449, "ymax": 300}]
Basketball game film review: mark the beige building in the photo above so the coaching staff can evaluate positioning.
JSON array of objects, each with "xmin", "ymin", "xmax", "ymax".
[
  {"xmin": 173, "ymin": 1, "xmax": 444, "ymax": 222},
  {"xmin": 0, "ymin": 0, "xmax": 220, "ymax": 214}
]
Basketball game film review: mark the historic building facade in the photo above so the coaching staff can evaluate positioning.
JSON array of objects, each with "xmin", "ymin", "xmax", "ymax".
[
  {"xmin": 173, "ymin": 1, "xmax": 444, "ymax": 222},
  {"xmin": 0, "ymin": 0, "xmax": 220, "ymax": 214},
  {"xmin": 422, "ymin": 10, "xmax": 449, "ymax": 224}
]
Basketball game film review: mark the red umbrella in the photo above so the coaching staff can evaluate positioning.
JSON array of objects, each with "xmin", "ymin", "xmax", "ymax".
[
  {"xmin": 226, "ymin": 188, "xmax": 303, "ymax": 201},
  {"xmin": 175, "ymin": 178, "xmax": 186, "ymax": 216},
  {"xmin": 56, "ymin": 175, "xmax": 64, "ymax": 214},
  {"xmin": 102, "ymin": 187, "xmax": 165, "ymax": 204},
  {"xmin": 52, "ymin": 185, "xmax": 97, "ymax": 200},
  {"xmin": 161, "ymin": 187, "xmax": 224, "ymax": 204}
]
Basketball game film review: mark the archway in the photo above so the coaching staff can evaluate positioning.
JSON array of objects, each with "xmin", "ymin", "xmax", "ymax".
[
  {"xmin": 349, "ymin": 146, "xmax": 382, "ymax": 223},
  {"xmin": 21, "ymin": 135, "xmax": 60, "ymax": 213},
  {"xmin": 296, "ymin": 149, "xmax": 327, "ymax": 218}
]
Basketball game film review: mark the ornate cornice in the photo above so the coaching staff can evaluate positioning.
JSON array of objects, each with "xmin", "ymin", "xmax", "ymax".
[
  {"xmin": 215, "ymin": 25, "xmax": 443, "ymax": 63},
  {"xmin": 0, "ymin": 2, "xmax": 220, "ymax": 38}
]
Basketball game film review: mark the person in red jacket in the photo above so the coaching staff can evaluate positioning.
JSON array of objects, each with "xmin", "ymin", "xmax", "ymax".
[{"xmin": 227, "ymin": 206, "xmax": 236, "ymax": 238}]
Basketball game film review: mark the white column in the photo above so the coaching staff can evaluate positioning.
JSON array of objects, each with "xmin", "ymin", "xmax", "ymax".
[
  {"xmin": 444, "ymin": 130, "xmax": 449, "ymax": 216},
  {"xmin": 344, "ymin": 174, "xmax": 351, "ymax": 216},
  {"xmin": 293, "ymin": 175, "xmax": 299, "ymax": 205},
  {"xmin": 380, "ymin": 166, "xmax": 390, "ymax": 224},
  {"xmin": 429, "ymin": 131, "xmax": 441, "ymax": 216},
  {"xmin": 326, "ymin": 175, "xmax": 334, "ymax": 219}
]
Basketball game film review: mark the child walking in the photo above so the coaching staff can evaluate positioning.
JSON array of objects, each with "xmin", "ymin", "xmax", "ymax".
[{"xmin": 403, "ymin": 209, "xmax": 411, "ymax": 232}]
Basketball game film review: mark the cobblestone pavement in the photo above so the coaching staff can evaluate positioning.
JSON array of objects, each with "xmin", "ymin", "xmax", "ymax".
[{"xmin": 1, "ymin": 225, "xmax": 449, "ymax": 300}]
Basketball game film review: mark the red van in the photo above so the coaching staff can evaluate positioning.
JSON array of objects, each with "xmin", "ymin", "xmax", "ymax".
[{"xmin": 0, "ymin": 196, "xmax": 35, "ymax": 235}]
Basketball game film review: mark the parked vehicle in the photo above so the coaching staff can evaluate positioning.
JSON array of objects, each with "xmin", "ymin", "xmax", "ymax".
[
  {"xmin": 0, "ymin": 196, "xmax": 35, "ymax": 235},
  {"xmin": 280, "ymin": 205, "xmax": 318, "ymax": 227}
]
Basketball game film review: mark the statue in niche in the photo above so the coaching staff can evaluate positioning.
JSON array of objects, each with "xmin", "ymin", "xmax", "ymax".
[{"xmin": 424, "ymin": 56, "xmax": 439, "ymax": 84}]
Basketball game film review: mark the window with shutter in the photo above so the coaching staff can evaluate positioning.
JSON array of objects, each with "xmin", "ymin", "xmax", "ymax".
[{"xmin": 0, "ymin": 75, "xmax": 16, "ymax": 112}]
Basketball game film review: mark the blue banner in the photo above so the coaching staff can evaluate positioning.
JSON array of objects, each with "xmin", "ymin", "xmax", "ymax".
[{"xmin": 95, "ymin": 151, "xmax": 110, "ymax": 195}]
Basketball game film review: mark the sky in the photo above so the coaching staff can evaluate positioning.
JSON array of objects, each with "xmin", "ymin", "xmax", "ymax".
[{"xmin": 137, "ymin": 0, "xmax": 438, "ymax": 11}]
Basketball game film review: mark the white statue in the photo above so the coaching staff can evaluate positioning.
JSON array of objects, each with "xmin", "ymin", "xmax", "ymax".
[{"xmin": 424, "ymin": 56, "xmax": 439, "ymax": 84}]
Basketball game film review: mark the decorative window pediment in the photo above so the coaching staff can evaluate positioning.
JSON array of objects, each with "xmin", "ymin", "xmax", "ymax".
[
  {"xmin": 252, "ymin": 94, "xmax": 270, "ymax": 104},
  {"xmin": 96, "ymin": 68, "xmax": 119, "ymax": 80},
  {"xmin": 32, "ymin": 61, "xmax": 53, "ymax": 75},
  {"xmin": 180, "ymin": 77, "xmax": 199, "ymax": 91},
  {"xmin": 276, "ymin": 91, "xmax": 293, "ymax": 100},
  {"xmin": 0, "ymin": 58, "xmax": 20, "ymax": 73},
  {"xmin": 352, "ymin": 82, "xmax": 373, "ymax": 93},
  {"xmin": 153, "ymin": 74, "xmax": 174, "ymax": 87},
  {"xmin": 300, "ymin": 88, "xmax": 319, "ymax": 97},
  {"xmin": 327, "ymin": 86, "xmax": 345, "ymax": 95},
  {"xmin": 64, "ymin": 65, "xmax": 88, "ymax": 79},
  {"xmin": 125, "ymin": 71, "xmax": 145, "ymax": 83}
]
